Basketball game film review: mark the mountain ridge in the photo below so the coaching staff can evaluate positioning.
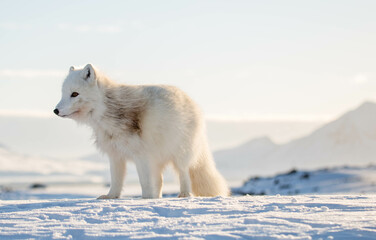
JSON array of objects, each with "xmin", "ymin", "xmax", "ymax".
[{"xmin": 215, "ymin": 101, "xmax": 376, "ymax": 179}]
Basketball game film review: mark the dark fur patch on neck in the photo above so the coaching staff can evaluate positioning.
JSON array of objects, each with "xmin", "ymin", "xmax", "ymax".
[{"xmin": 103, "ymin": 87, "xmax": 145, "ymax": 135}]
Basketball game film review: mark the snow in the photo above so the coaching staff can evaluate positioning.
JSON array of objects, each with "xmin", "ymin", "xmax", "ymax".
[
  {"xmin": 0, "ymin": 195, "xmax": 375, "ymax": 239},
  {"xmin": 234, "ymin": 166, "xmax": 376, "ymax": 196}
]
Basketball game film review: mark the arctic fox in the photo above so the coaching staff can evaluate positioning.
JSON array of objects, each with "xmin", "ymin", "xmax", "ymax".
[{"xmin": 54, "ymin": 64, "xmax": 229, "ymax": 199}]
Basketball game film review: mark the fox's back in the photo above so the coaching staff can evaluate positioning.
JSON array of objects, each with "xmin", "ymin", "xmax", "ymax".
[{"xmin": 138, "ymin": 85, "xmax": 204, "ymax": 152}]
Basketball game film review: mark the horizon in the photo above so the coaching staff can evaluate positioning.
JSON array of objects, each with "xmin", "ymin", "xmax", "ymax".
[
  {"xmin": 0, "ymin": 99, "xmax": 373, "ymax": 122},
  {"xmin": 0, "ymin": 100, "xmax": 372, "ymax": 160}
]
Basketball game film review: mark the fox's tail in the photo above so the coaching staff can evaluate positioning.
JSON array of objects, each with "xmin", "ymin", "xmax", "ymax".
[{"xmin": 189, "ymin": 147, "xmax": 230, "ymax": 197}]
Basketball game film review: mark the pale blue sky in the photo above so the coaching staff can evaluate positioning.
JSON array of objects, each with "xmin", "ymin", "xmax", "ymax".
[{"xmin": 1, "ymin": 0, "xmax": 376, "ymax": 120}]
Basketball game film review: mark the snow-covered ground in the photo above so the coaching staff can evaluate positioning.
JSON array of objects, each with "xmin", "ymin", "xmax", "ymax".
[
  {"xmin": 2, "ymin": 164, "xmax": 375, "ymax": 239},
  {"xmin": 234, "ymin": 166, "xmax": 376, "ymax": 196},
  {"xmin": 0, "ymin": 195, "xmax": 375, "ymax": 239}
]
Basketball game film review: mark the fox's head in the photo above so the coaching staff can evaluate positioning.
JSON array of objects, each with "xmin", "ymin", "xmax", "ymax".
[{"xmin": 54, "ymin": 64, "xmax": 101, "ymax": 122}]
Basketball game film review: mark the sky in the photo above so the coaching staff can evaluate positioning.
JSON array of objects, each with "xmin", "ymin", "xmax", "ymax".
[{"xmin": 1, "ymin": 0, "xmax": 376, "ymax": 121}]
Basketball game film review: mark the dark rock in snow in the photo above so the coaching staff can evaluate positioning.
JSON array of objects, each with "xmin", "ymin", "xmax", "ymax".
[
  {"xmin": 300, "ymin": 173, "xmax": 310, "ymax": 179},
  {"xmin": 30, "ymin": 183, "xmax": 47, "ymax": 189},
  {"xmin": 286, "ymin": 169, "xmax": 297, "ymax": 175}
]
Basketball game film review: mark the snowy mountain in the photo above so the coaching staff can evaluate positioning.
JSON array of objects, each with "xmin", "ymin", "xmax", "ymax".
[
  {"xmin": 215, "ymin": 137, "xmax": 278, "ymax": 180},
  {"xmin": 215, "ymin": 101, "xmax": 376, "ymax": 178}
]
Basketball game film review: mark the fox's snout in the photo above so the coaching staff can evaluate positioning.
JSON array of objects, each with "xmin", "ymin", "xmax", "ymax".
[{"xmin": 53, "ymin": 108, "xmax": 59, "ymax": 116}]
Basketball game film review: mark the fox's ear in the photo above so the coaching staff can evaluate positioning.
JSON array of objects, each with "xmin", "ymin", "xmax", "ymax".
[
  {"xmin": 81, "ymin": 64, "xmax": 96, "ymax": 84},
  {"xmin": 69, "ymin": 66, "xmax": 75, "ymax": 72}
]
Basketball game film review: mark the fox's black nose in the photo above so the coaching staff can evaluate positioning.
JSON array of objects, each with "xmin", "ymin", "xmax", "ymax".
[{"xmin": 53, "ymin": 109, "xmax": 59, "ymax": 115}]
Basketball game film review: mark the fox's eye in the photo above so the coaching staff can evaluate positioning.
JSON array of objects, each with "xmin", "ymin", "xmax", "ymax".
[{"xmin": 71, "ymin": 92, "xmax": 79, "ymax": 98}]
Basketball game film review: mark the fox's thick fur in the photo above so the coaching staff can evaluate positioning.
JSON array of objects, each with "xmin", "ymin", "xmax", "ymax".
[{"xmin": 55, "ymin": 64, "xmax": 229, "ymax": 199}]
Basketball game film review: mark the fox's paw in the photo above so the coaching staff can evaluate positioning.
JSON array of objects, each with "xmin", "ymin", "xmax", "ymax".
[
  {"xmin": 178, "ymin": 192, "xmax": 192, "ymax": 198},
  {"xmin": 97, "ymin": 194, "xmax": 119, "ymax": 200}
]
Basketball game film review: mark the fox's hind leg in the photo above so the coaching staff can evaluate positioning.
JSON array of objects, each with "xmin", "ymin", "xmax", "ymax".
[
  {"xmin": 177, "ymin": 168, "xmax": 193, "ymax": 197},
  {"xmin": 173, "ymin": 156, "xmax": 193, "ymax": 198},
  {"xmin": 135, "ymin": 160, "xmax": 163, "ymax": 199}
]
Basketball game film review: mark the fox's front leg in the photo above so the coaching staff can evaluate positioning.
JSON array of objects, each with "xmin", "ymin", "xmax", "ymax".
[{"xmin": 98, "ymin": 157, "xmax": 126, "ymax": 199}]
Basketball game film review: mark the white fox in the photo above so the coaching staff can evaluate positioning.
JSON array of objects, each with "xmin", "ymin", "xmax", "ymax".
[{"xmin": 54, "ymin": 64, "xmax": 229, "ymax": 199}]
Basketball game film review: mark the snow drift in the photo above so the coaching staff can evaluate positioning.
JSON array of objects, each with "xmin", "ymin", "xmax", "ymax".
[
  {"xmin": 0, "ymin": 195, "xmax": 375, "ymax": 239},
  {"xmin": 234, "ymin": 166, "xmax": 376, "ymax": 195}
]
